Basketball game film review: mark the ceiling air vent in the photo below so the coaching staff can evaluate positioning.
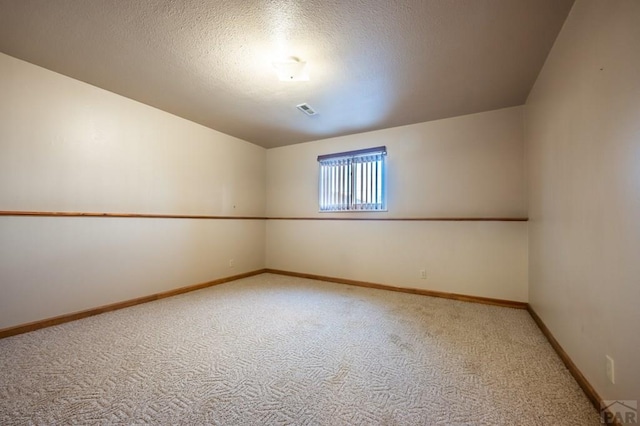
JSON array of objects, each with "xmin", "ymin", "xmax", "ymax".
[{"xmin": 296, "ymin": 103, "xmax": 317, "ymax": 116}]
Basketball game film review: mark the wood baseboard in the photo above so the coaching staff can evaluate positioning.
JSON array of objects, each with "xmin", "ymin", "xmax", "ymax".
[
  {"xmin": 0, "ymin": 268, "xmax": 613, "ymax": 423},
  {"xmin": 0, "ymin": 269, "xmax": 267, "ymax": 339},
  {"xmin": 270, "ymin": 269, "xmax": 609, "ymax": 422},
  {"xmin": 264, "ymin": 269, "xmax": 527, "ymax": 309},
  {"xmin": 1, "ymin": 268, "xmax": 525, "ymax": 339},
  {"xmin": 526, "ymin": 306, "xmax": 614, "ymax": 423}
]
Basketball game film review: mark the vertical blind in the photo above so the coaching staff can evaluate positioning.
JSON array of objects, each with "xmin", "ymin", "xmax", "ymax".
[{"xmin": 317, "ymin": 146, "xmax": 387, "ymax": 212}]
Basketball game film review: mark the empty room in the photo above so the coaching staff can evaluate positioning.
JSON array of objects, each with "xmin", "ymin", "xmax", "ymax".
[{"xmin": 0, "ymin": 0, "xmax": 638, "ymax": 424}]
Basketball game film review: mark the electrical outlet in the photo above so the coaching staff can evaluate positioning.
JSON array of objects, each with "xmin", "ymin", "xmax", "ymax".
[
  {"xmin": 420, "ymin": 269, "xmax": 427, "ymax": 279},
  {"xmin": 229, "ymin": 259, "xmax": 235, "ymax": 268},
  {"xmin": 606, "ymin": 355, "xmax": 615, "ymax": 384}
]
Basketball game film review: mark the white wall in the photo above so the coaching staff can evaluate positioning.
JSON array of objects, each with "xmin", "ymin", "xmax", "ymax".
[
  {"xmin": 526, "ymin": 0, "xmax": 640, "ymax": 403},
  {"xmin": 266, "ymin": 107, "xmax": 528, "ymax": 302},
  {"xmin": 0, "ymin": 53, "xmax": 266, "ymax": 330}
]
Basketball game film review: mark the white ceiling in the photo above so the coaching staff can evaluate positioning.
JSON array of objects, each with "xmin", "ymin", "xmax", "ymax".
[{"xmin": 0, "ymin": 0, "xmax": 574, "ymax": 148}]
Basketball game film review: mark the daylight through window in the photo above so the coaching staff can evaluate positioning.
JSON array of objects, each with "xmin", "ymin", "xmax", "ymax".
[{"xmin": 318, "ymin": 146, "xmax": 387, "ymax": 212}]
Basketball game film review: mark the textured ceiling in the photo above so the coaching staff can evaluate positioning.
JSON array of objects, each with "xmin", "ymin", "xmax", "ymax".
[{"xmin": 0, "ymin": 0, "xmax": 574, "ymax": 148}]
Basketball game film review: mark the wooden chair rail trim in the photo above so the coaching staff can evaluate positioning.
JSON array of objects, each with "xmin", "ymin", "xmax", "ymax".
[
  {"xmin": 268, "ymin": 217, "xmax": 528, "ymax": 221},
  {"xmin": 0, "ymin": 211, "xmax": 266, "ymax": 220},
  {"xmin": 0, "ymin": 210, "xmax": 528, "ymax": 221}
]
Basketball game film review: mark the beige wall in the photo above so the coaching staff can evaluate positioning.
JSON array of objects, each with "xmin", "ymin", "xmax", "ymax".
[
  {"xmin": 3, "ymin": 0, "xmax": 637, "ymax": 406},
  {"xmin": 0, "ymin": 52, "xmax": 529, "ymax": 328},
  {"xmin": 266, "ymin": 107, "xmax": 529, "ymax": 302},
  {"xmin": 0, "ymin": 53, "xmax": 266, "ymax": 329},
  {"xmin": 526, "ymin": 0, "xmax": 640, "ymax": 403},
  {"xmin": 268, "ymin": 107, "xmax": 527, "ymax": 219},
  {"xmin": 0, "ymin": 217, "xmax": 264, "ymax": 329}
]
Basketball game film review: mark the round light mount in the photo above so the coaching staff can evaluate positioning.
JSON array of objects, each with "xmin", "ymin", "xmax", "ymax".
[{"xmin": 272, "ymin": 56, "xmax": 309, "ymax": 81}]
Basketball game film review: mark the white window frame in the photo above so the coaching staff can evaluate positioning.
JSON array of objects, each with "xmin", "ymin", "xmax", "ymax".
[{"xmin": 317, "ymin": 146, "xmax": 387, "ymax": 212}]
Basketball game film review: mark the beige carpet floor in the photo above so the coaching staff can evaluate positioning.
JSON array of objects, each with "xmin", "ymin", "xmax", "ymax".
[{"xmin": 0, "ymin": 273, "xmax": 599, "ymax": 425}]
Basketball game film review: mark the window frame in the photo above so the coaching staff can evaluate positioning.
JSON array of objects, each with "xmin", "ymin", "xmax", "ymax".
[{"xmin": 317, "ymin": 146, "xmax": 387, "ymax": 212}]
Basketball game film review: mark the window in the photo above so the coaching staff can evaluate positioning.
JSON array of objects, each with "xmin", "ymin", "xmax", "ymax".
[{"xmin": 318, "ymin": 146, "xmax": 387, "ymax": 212}]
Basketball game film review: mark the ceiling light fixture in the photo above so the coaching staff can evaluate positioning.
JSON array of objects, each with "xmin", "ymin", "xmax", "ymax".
[{"xmin": 272, "ymin": 56, "xmax": 309, "ymax": 81}]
